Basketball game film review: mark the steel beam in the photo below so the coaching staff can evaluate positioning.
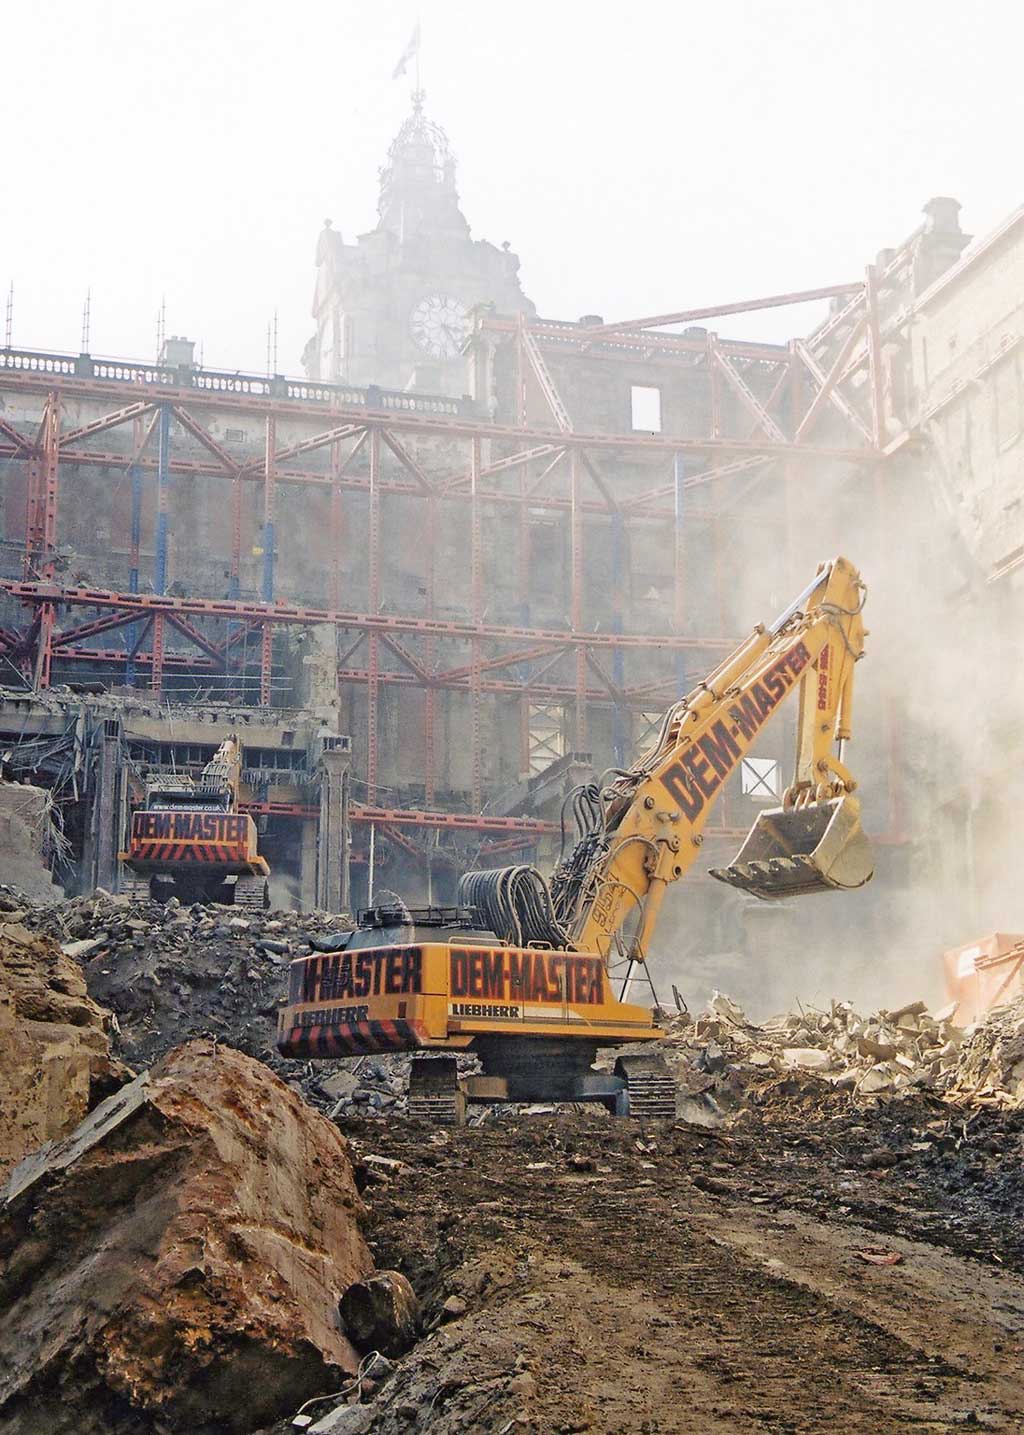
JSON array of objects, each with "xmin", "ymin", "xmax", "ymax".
[
  {"xmin": 0, "ymin": 368, "xmax": 874, "ymax": 461},
  {"xmin": 367, "ymin": 426, "xmax": 380, "ymax": 801},
  {"xmin": 2, "ymin": 581, "xmax": 733, "ymax": 651},
  {"xmin": 590, "ymin": 282, "xmax": 865, "ymax": 335},
  {"xmin": 470, "ymin": 435, "xmax": 483, "ymax": 809}
]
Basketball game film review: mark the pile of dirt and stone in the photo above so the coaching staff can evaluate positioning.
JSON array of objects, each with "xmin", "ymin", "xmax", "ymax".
[
  {"xmin": 0, "ymin": 1039, "xmax": 375, "ymax": 1435},
  {"xmin": 256, "ymin": 1095, "xmax": 1024, "ymax": 1434},
  {"xmin": 5, "ymin": 891, "xmax": 1024, "ymax": 1432},
  {"xmin": 0, "ymin": 906, "xmax": 126, "ymax": 1179},
  {"xmin": 6, "ymin": 884, "xmax": 1024, "ymax": 1127},
  {"xmin": 0, "ymin": 887, "xmax": 430, "ymax": 1119}
]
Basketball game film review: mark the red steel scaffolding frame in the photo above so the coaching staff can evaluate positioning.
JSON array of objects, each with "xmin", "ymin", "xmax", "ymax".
[{"xmin": 0, "ymin": 277, "xmax": 887, "ymax": 838}]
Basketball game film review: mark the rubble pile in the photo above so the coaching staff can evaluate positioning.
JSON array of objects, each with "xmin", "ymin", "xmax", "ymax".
[
  {"xmin": 0, "ymin": 897, "xmax": 124, "ymax": 1178},
  {"xmin": 0, "ymin": 1040, "xmax": 374, "ymax": 1435},
  {"xmin": 943, "ymin": 992, "xmax": 1024, "ymax": 1105},
  {"xmin": 310, "ymin": 1054, "xmax": 414, "ymax": 1119},
  {"xmin": 0, "ymin": 884, "xmax": 350, "ymax": 1071},
  {"xmin": 658, "ymin": 990, "xmax": 974, "ymax": 1112},
  {"xmin": 0, "ymin": 887, "xmax": 451, "ymax": 1118}
]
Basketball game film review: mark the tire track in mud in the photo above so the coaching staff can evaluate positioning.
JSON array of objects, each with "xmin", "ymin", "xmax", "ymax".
[
  {"xmin": 511, "ymin": 1180, "xmax": 1015, "ymax": 1432},
  {"xmin": 352, "ymin": 1114, "xmax": 1024, "ymax": 1433}
]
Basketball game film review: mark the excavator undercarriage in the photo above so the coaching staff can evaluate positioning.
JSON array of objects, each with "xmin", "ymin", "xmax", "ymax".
[{"xmin": 406, "ymin": 1047, "xmax": 676, "ymax": 1124}]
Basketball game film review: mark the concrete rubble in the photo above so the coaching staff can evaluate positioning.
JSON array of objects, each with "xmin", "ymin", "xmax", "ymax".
[
  {"xmin": 0, "ymin": 1039, "xmax": 374, "ymax": 1435},
  {"xmin": 943, "ymin": 992, "xmax": 1024, "ymax": 1106},
  {"xmin": 654, "ymin": 987, "xmax": 1024, "ymax": 1116}
]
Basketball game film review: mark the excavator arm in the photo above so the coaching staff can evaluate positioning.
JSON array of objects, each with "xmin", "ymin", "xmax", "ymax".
[
  {"xmin": 198, "ymin": 735, "xmax": 243, "ymax": 809},
  {"xmin": 565, "ymin": 556, "xmax": 871, "ymax": 962}
]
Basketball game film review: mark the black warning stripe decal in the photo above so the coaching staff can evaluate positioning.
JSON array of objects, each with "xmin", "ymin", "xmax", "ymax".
[
  {"xmin": 278, "ymin": 1019, "xmax": 422, "ymax": 1059},
  {"xmin": 130, "ymin": 840, "xmax": 241, "ymax": 863}
]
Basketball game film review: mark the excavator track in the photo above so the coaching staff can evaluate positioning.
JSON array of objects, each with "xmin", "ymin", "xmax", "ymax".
[
  {"xmin": 615, "ymin": 1054, "xmax": 677, "ymax": 1121},
  {"xmin": 233, "ymin": 875, "xmax": 270, "ymax": 913},
  {"xmin": 408, "ymin": 1057, "xmax": 466, "ymax": 1125}
]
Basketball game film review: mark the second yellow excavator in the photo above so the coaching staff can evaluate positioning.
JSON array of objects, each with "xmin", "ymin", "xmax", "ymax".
[{"xmin": 278, "ymin": 557, "xmax": 872, "ymax": 1119}]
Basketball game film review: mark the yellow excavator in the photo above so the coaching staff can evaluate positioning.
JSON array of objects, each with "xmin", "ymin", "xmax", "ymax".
[
  {"xmin": 120, "ymin": 735, "xmax": 270, "ymax": 910},
  {"xmin": 277, "ymin": 557, "xmax": 872, "ymax": 1119}
]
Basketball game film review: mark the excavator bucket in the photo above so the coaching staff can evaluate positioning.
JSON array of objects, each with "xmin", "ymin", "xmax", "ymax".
[{"xmin": 708, "ymin": 795, "xmax": 873, "ymax": 900}]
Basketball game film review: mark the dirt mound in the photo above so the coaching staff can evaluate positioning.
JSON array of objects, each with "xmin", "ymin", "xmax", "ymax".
[
  {"xmin": 0, "ymin": 908, "xmax": 123, "ymax": 1179},
  {"xmin": 0, "ymin": 1040, "xmax": 373, "ymax": 1435},
  {"xmin": 277, "ymin": 1106, "xmax": 1024, "ymax": 1434}
]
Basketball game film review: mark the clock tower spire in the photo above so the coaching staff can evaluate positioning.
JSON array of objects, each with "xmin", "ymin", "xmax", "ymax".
[
  {"xmin": 377, "ymin": 90, "xmax": 469, "ymax": 243},
  {"xmin": 304, "ymin": 94, "xmax": 534, "ymax": 394}
]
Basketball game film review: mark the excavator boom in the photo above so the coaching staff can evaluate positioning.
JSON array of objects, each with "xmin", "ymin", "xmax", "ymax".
[{"xmin": 569, "ymin": 556, "xmax": 870, "ymax": 959}]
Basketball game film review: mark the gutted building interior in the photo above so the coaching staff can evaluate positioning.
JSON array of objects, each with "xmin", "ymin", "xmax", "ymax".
[{"xmin": 1, "ymin": 94, "xmax": 1021, "ymax": 1012}]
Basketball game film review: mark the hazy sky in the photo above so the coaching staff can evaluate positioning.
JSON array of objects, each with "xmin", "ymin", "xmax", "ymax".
[{"xmin": 3, "ymin": 1, "xmax": 1022, "ymax": 373}]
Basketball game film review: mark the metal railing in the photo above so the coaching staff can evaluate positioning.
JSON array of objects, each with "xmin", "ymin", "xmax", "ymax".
[{"xmin": 0, "ymin": 345, "xmax": 473, "ymax": 416}]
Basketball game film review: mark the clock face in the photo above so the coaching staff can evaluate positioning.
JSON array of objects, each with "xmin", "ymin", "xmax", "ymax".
[{"xmin": 410, "ymin": 293, "xmax": 470, "ymax": 359}]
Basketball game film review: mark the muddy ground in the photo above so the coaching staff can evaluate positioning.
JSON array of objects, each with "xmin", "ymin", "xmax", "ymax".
[{"xmin": 312, "ymin": 1088, "xmax": 1024, "ymax": 1434}]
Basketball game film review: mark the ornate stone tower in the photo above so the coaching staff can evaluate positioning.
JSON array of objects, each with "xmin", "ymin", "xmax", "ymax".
[{"xmin": 304, "ymin": 93, "xmax": 535, "ymax": 395}]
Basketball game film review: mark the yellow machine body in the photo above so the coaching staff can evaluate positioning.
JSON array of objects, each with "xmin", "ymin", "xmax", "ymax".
[
  {"xmin": 119, "ymin": 734, "xmax": 270, "ymax": 906},
  {"xmin": 123, "ymin": 809, "xmax": 267, "ymax": 875},
  {"xmin": 277, "ymin": 940, "xmax": 661, "ymax": 1059}
]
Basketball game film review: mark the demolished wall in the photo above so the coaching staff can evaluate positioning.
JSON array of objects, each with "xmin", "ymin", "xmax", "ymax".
[{"xmin": 0, "ymin": 780, "xmax": 63, "ymax": 902}]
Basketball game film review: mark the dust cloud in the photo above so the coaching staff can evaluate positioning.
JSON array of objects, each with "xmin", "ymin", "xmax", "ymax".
[{"xmin": 648, "ymin": 444, "xmax": 1017, "ymax": 1022}]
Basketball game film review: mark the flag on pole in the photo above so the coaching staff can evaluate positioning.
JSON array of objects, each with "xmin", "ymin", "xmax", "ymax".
[{"xmin": 392, "ymin": 22, "xmax": 421, "ymax": 79}]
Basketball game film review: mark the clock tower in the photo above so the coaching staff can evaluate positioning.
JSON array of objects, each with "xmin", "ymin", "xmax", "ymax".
[{"xmin": 305, "ymin": 92, "xmax": 535, "ymax": 395}]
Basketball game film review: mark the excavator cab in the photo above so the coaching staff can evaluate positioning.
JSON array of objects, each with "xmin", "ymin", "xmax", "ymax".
[{"xmin": 708, "ymin": 794, "xmax": 873, "ymax": 900}]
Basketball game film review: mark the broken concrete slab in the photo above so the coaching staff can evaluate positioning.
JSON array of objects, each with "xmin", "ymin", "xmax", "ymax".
[
  {"xmin": 783, "ymin": 1048, "xmax": 833, "ymax": 1071},
  {"xmin": 309, "ymin": 1404, "xmax": 374, "ymax": 1434},
  {"xmin": 857, "ymin": 1063, "xmax": 895, "ymax": 1094}
]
